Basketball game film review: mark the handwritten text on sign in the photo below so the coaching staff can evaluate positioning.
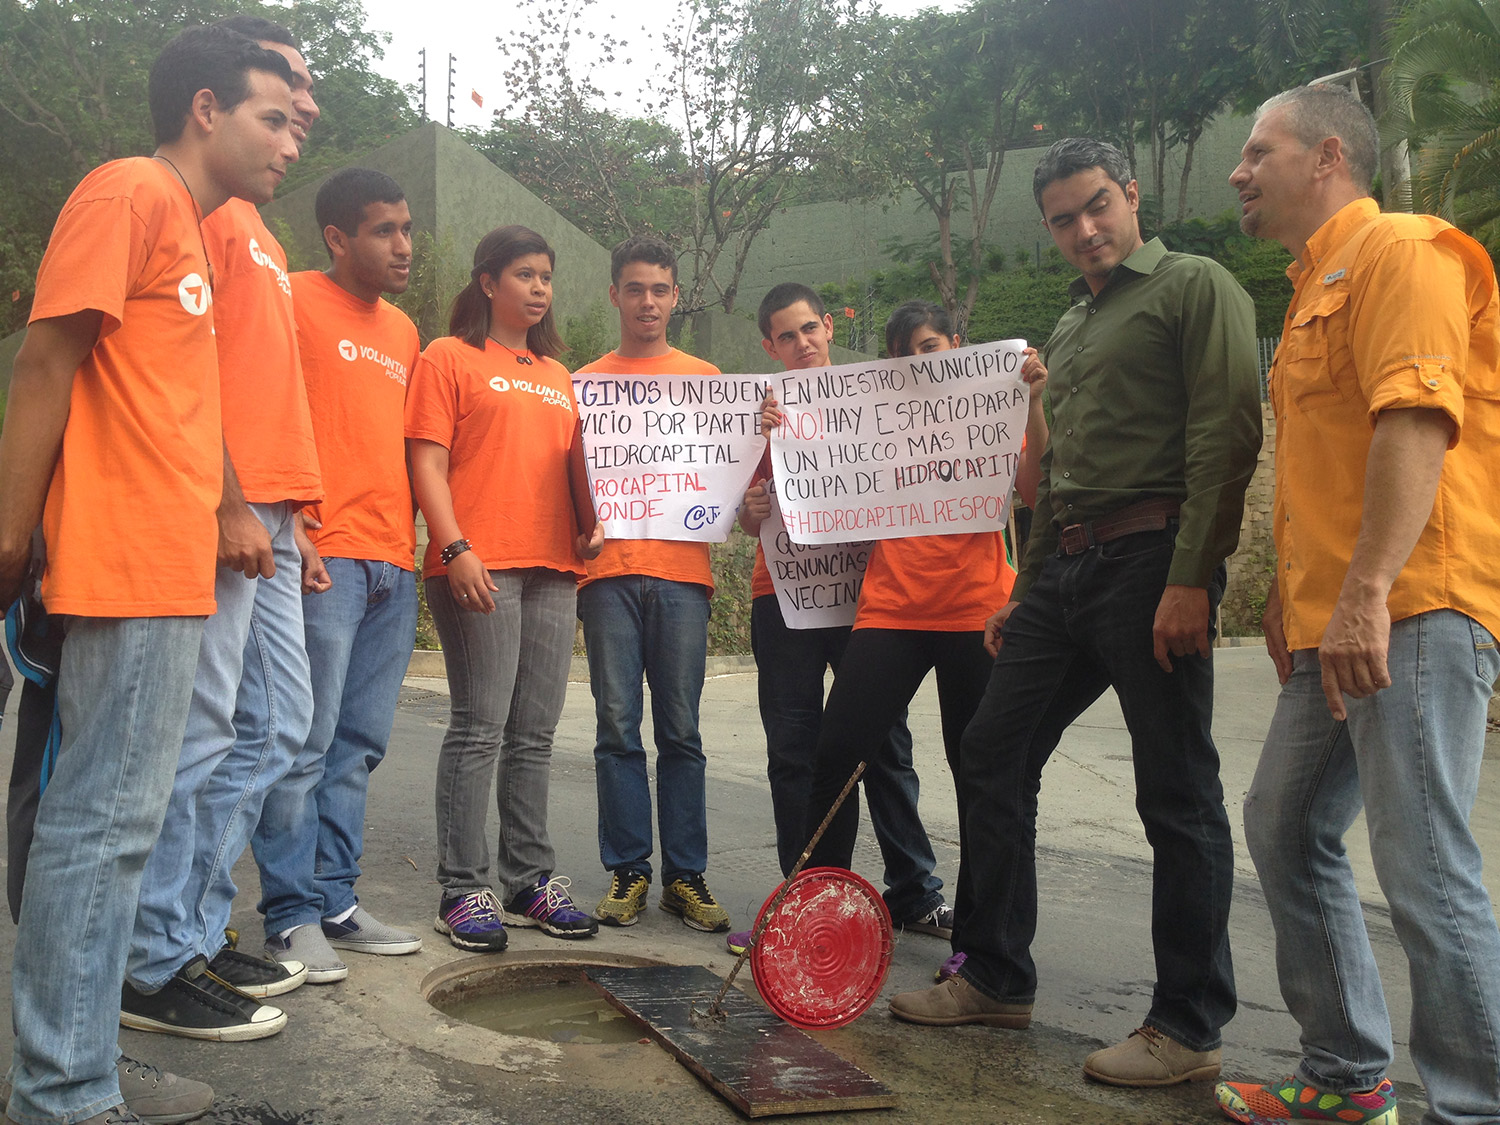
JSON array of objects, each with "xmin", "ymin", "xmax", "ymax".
[
  {"xmin": 574, "ymin": 374, "xmax": 770, "ymax": 542},
  {"xmin": 759, "ymin": 474, "xmax": 871, "ymax": 629},
  {"xmin": 770, "ymin": 341, "xmax": 1029, "ymax": 544}
]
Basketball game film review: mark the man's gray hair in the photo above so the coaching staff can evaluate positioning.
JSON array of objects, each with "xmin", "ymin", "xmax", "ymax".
[
  {"xmin": 1032, "ymin": 138, "xmax": 1133, "ymax": 213},
  {"xmin": 1257, "ymin": 85, "xmax": 1379, "ymax": 194}
]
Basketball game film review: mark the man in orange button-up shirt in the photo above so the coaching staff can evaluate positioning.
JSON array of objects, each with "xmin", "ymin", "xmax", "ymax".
[{"xmin": 1216, "ymin": 84, "xmax": 1500, "ymax": 1125}]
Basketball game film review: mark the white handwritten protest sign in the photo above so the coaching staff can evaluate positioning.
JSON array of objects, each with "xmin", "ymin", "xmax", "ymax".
[
  {"xmin": 574, "ymin": 374, "xmax": 770, "ymax": 542},
  {"xmin": 758, "ymin": 474, "xmax": 871, "ymax": 629},
  {"xmin": 769, "ymin": 341, "xmax": 1029, "ymax": 545}
]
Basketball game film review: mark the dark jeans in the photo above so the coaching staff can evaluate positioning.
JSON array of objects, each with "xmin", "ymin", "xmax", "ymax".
[
  {"xmin": 806, "ymin": 628, "xmax": 991, "ymax": 941},
  {"xmin": 750, "ymin": 595, "xmax": 943, "ymax": 920},
  {"xmin": 957, "ymin": 527, "xmax": 1235, "ymax": 1052}
]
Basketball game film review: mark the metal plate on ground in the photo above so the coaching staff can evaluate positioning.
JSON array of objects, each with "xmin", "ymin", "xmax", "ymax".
[{"xmin": 586, "ymin": 964, "xmax": 897, "ymax": 1118}]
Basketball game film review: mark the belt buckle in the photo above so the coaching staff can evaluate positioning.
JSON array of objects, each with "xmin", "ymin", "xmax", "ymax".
[{"xmin": 1058, "ymin": 522, "xmax": 1092, "ymax": 555}]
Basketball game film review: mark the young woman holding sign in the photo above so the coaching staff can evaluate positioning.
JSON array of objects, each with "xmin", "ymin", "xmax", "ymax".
[
  {"xmin": 800, "ymin": 300, "xmax": 1048, "ymax": 979},
  {"xmin": 406, "ymin": 225, "xmax": 604, "ymax": 952}
]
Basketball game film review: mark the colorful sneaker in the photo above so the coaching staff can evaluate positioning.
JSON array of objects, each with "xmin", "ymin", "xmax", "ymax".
[
  {"xmin": 503, "ymin": 875, "xmax": 599, "ymax": 939},
  {"xmin": 1216, "ymin": 1076, "xmax": 1398, "ymax": 1124},
  {"xmin": 901, "ymin": 902, "xmax": 955, "ymax": 939},
  {"xmin": 725, "ymin": 929, "xmax": 753, "ymax": 955},
  {"xmin": 434, "ymin": 889, "xmax": 509, "ymax": 952},
  {"xmin": 659, "ymin": 873, "xmax": 731, "ymax": 933},
  {"xmin": 595, "ymin": 869, "xmax": 650, "ymax": 927},
  {"xmin": 934, "ymin": 950, "xmax": 967, "ymax": 982}
]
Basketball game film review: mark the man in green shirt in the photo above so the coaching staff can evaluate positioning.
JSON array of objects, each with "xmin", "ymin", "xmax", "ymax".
[{"xmin": 890, "ymin": 137, "xmax": 1262, "ymax": 1088}]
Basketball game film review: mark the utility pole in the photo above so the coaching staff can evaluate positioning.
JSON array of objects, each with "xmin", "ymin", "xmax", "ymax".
[
  {"xmin": 446, "ymin": 54, "xmax": 457, "ymax": 128},
  {"xmin": 417, "ymin": 48, "xmax": 427, "ymax": 122}
]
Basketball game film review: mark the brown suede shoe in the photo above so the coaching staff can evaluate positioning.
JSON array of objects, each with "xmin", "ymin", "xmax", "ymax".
[
  {"xmin": 888, "ymin": 977, "xmax": 1033, "ymax": 1028},
  {"xmin": 1082, "ymin": 1025, "xmax": 1222, "ymax": 1086}
]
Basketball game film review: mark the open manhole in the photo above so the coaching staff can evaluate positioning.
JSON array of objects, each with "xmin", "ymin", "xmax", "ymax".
[{"xmin": 423, "ymin": 952, "xmax": 663, "ymax": 1047}]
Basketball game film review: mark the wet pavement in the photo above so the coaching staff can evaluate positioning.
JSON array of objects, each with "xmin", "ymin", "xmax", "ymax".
[{"xmin": 2, "ymin": 644, "xmax": 1495, "ymax": 1123}]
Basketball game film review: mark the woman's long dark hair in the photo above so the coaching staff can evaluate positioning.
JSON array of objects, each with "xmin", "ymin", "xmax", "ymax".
[
  {"xmin": 449, "ymin": 225, "xmax": 566, "ymax": 357},
  {"xmin": 884, "ymin": 299, "xmax": 954, "ymax": 358}
]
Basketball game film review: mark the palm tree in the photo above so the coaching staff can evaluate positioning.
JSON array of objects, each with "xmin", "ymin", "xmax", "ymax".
[{"xmin": 1384, "ymin": 0, "xmax": 1500, "ymax": 252}]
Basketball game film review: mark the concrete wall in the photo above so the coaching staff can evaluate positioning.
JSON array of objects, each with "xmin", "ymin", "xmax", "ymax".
[
  {"xmin": 699, "ymin": 114, "xmax": 1255, "ymax": 315},
  {"xmin": 259, "ymin": 122, "xmax": 613, "ymax": 330}
]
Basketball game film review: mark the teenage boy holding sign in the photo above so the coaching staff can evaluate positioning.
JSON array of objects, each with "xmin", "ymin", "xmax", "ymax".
[
  {"xmin": 731, "ymin": 283, "xmax": 952, "ymax": 955},
  {"xmin": 577, "ymin": 237, "xmax": 732, "ymax": 934}
]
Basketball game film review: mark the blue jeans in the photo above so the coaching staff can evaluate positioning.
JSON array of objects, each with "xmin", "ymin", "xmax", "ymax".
[
  {"xmin": 578, "ymin": 576, "xmax": 710, "ymax": 881},
  {"xmin": 129, "ymin": 502, "xmax": 313, "ymax": 990},
  {"xmin": 750, "ymin": 595, "xmax": 944, "ymax": 921},
  {"xmin": 8, "ymin": 616, "xmax": 203, "ymax": 1124},
  {"xmin": 427, "ymin": 568, "xmax": 575, "ymax": 901},
  {"xmin": 1245, "ymin": 611, "xmax": 1500, "ymax": 1121},
  {"xmin": 254, "ymin": 560, "xmax": 417, "ymax": 936},
  {"xmin": 957, "ymin": 528, "xmax": 1235, "ymax": 1052}
]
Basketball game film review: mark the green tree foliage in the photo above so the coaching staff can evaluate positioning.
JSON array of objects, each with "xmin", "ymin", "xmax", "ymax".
[
  {"xmin": 1384, "ymin": 0, "xmax": 1500, "ymax": 252},
  {"xmin": 0, "ymin": 0, "xmax": 417, "ymax": 336},
  {"xmin": 1036, "ymin": 0, "xmax": 1259, "ymax": 230},
  {"xmin": 842, "ymin": 0, "xmax": 1050, "ymax": 336}
]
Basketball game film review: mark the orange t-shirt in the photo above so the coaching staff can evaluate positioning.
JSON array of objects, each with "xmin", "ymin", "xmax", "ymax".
[
  {"xmin": 574, "ymin": 348, "xmax": 721, "ymax": 591},
  {"xmin": 292, "ymin": 271, "xmax": 420, "ymax": 569},
  {"xmin": 854, "ymin": 533, "xmax": 1015, "ymax": 631},
  {"xmin": 405, "ymin": 336, "xmax": 585, "ymax": 578},
  {"xmin": 202, "ymin": 199, "xmax": 322, "ymax": 505},
  {"xmin": 30, "ymin": 157, "xmax": 221, "ymax": 616}
]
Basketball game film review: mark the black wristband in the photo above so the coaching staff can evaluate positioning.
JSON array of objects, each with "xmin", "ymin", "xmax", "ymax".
[{"xmin": 440, "ymin": 538, "xmax": 472, "ymax": 565}]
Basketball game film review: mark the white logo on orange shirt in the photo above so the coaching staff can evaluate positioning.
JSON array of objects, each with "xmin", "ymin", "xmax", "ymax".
[
  {"xmin": 248, "ymin": 238, "xmax": 292, "ymax": 296},
  {"xmin": 339, "ymin": 339, "xmax": 358, "ymax": 361},
  {"xmin": 178, "ymin": 273, "xmax": 211, "ymax": 316},
  {"xmin": 487, "ymin": 375, "xmax": 573, "ymax": 412}
]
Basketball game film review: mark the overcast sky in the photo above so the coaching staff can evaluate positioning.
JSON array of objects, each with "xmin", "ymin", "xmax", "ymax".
[{"xmin": 358, "ymin": 0, "xmax": 961, "ymax": 132}]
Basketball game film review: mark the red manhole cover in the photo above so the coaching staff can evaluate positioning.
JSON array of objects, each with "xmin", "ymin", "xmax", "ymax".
[{"xmin": 749, "ymin": 866, "xmax": 894, "ymax": 1029}]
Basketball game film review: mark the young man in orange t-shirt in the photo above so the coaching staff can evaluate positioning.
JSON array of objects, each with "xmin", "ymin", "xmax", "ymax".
[
  {"xmin": 0, "ymin": 27, "xmax": 297, "ymax": 1124},
  {"xmin": 253, "ymin": 167, "xmax": 424, "ymax": 983},
  {"xmin": 123, "ymin": 14, "xmax": 325, "ymax": 1043},
  {"xmin": 577, "ymin": 237, "xmax": 732, "ymax": 933}
]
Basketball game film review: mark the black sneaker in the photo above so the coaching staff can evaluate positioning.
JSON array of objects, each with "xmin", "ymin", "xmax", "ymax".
[
  {"xmin": 120, "ymin": 955, "xmax": 287, "ymax": 1041},
  {"xmin": 207, "ymin": 946, "xmax": 307, "ymax": 998}
]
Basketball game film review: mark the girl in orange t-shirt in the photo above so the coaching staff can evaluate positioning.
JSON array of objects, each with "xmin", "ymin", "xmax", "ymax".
[
  {"xmin": 802, "ymin": 300, "xmax": 1048, "ymax": 977},
  {"xmin": 405, "ymin": 226, "xmax": 604, "ymax": 949}
]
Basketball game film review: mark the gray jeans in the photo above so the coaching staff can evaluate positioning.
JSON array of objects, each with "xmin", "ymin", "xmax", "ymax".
[{"xmin": 427, "ymin": 568, "xmax": 576, "ymax": 902}]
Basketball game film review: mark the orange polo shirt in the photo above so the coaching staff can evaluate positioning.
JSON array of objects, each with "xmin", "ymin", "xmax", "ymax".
[
  {"xmin": 292, "ymin": 271, "xmax": 420, "ymax": 569},
  {"xmin": 31, "ymin": 158, "xmax": 222, "ymax": 617},
  {"xmin": 405, "ymin": 336, "xmax": 585, "ymax": 579},
  {"xmin": 574, "ymin": 348, "xmax": 720, "ymax": 591},
  {"xmin": 1272, "ymin": 198, "xmax": 1500, "ymax": 650}
]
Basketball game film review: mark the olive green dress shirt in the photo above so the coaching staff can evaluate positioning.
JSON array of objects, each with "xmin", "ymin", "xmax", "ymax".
[{"xmin": 1016, "ymin": 238, "xmax": 1262, "ymax": 599}]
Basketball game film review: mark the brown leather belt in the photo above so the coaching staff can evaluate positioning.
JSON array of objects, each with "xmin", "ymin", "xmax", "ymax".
[{"xmin": 1057, "ymin": 498, "xmax": 1181, "ymax": 556}]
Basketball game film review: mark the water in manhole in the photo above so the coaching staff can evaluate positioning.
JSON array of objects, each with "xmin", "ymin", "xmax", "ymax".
[{"xmin": 430, "ymin": 964, "xmax": 642, "ymax": 1046}]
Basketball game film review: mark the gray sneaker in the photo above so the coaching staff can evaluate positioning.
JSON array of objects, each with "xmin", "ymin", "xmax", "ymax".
[
  {"xmin": 265, "ymin": 923, "xmax": 348, "ymax": 983},
  {"xmin": 322, "ymin": 905, "xmax": 423, "ymax": 955},
  {"xmin": 1, "ymin": 1056, "xmax": 210, "ymax": 1124},
  {"xmin": 114, "ymin": 1056, "xmax": 214, "ymax": 1124}
]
